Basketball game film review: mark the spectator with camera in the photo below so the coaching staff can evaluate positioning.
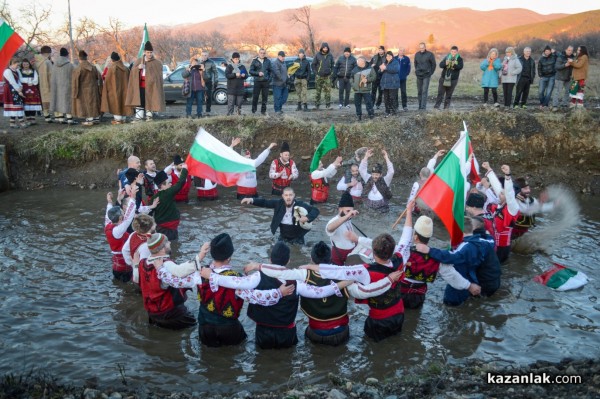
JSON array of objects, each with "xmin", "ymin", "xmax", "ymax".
[{"xmin": 182, "ymin": 58, "xmax": 205, "ymax": 119}]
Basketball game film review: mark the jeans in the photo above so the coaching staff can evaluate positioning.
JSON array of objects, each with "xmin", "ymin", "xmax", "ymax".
[
  {"xmin": 552, "ymin": 79, "xmax": 570, "ymax": 107},
  {"xmin": 204, "ymin": 80, "xmax": 213, "ymax": 112},
  {"xmin": 538, "ymin": 76, "xmax": 555, "ymax": 106},
  {"xmin": 502, "ymin": 83, "xmax": 515, "ymax": 106},
  {"xmin": 186, "ymin": 90, "xmax": 204, "ymax": 117},
  {"xmin": 434, "ymin": 78, "xmax": 458, "ymax": 109},
  {"xmin": 273, "ymin": 85, "xmax": 289, "ymax": 112},
  {"xmin": 354, "ymin": 92, "xmax": 374, "ymax": 116},
  {"xmin": 513, "ymin": 78, "xmax": 531, "ymax": 106},
  {"xmin": 399, "ymin": 79, "xmax": 407, "ymax": 108},
  {"xmin": 252, "ymin": 80, "xmax": 269, "ymax": 113},
  {"xmin": 416, "ymin": 76, "xmax": 431, "ymax": 109},
  {"xmin": 338, "ymin": 77, "xmax": 351, "ymax": 106}
]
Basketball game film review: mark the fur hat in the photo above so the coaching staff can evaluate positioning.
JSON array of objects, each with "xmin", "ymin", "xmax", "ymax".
[
  {"xmin": 59, "ymin": 48, "xmax": 68, "ymax": 57},
  {"xmin": 270, "ymin": 242, "xmax": 290, "ymax": 266},
  {"xmin": 210, "ymin": 233, "xmax": 234, "ymax": 261},
  {"xmin": 144, "ymin": 41, "xmax": 153, "ymax": 51},
  {"xmin": 231, "ymin": 52, "xmax": 240, "ymax": 59},
  {"xmin": 110, "ymin": 51, "xmax": 120, "ymax": 61},
  {"xmin": 280, "ymin": 141, "xmax": 290, "ymax": 153},
  {"xmin": 154, "ymin": 171, "xmax": 168, "ymax": 187},
  {"xmin": 371, "ymin": 163, "xmax": 383, "ymax": 174},
  {"xmin": 466, "ymin": 192, "xmax": 485, "ymax": 208},
  {"xmin": 40, "ymin": 45, "xmax": 52, "ymax": 55},
  {"xmin": 311, "ymin": 241, "xmax": 331, "ymax": 264},
  {"xmin": 414, "ymin": 216, "xmax": 433, "ymax": 238},
  {"xmin": 78, "ymin": 50, "xmax": 87, "ymax": 60},
  {"xmin": 344, "ymin": 47, "xmax": 351, "ymax": 53},
  {"xmin": 173, "ymin": 154, "xmax": 184, "ymax": 165},
  {"xmin": 147, "ymin": 233, "xmax": 167, "ymax": 253},
  {"xmin": 338, "ymin": 191, "xmax": 354, "ymax": 208},
  {"xmin": 278, "ymin": 50, "xmax": 285, "ymax": 57}
]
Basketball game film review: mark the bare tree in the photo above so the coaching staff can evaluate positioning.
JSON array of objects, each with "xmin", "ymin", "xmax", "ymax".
[
  {"xmin": 241, "ymin": 20, "xmax": 278, "ymax": 52},
  {"xmin": 98, "ymin": 17, "xmax": 138, "ymax": 61},
  {"xmin": 19, "ymin": 1, "xmax": 53, "ymax": 48},
  {"xmin": 289, "ymin": 6, "xmax": 318, "ymax": 56},
  {"xmin": 198, "ymin": 30, "xmax": 229, "ymax": 55}
]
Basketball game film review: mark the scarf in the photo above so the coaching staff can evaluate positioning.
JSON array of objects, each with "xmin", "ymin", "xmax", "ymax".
[
  {"xmin": 362, "ymin": 177, "xmax": 392, "ymax": 200},
  {"xmin": 487, "ymin": 58, "xmax": 495, "ymax": 70}
]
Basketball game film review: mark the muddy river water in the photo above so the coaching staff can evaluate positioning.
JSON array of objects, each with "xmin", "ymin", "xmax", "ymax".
[{"xmin": 0, "ymin": 182, "xmax": 598, "ymax": 394}]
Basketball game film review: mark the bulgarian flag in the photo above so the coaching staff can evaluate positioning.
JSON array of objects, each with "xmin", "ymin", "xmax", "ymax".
[
  {"xmin": 417, "ymin": 129, "xmax": 471, "ymax": 246},
  {"xmin": 0, "ymin": 19, "xmax": 24, "ymax": 69},
  {"xmin": 310, "ymin": 125, "xmax": 339, "ymax": 172},
  {"xmin": 185, "ymin": 128, "xmax": 256, "ymax": 187},
  {"xmin": 533, "ymin": 263, "xmax": 589, "ymax": 291},
  {"xmin": 464, "ymin": 122, "xmax": 481, "ymax": 184},
  {"xmin": 137, "ymin": 23, "xmax": 150, "ymax": 58}
]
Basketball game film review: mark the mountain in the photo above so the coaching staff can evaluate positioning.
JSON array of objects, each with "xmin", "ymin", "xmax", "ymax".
[
  {"xmin": 471, "ymin": 9, "xmax": 600, "ymax": 45},
  {"xmin": 174, "ymin": 5, "xmax": 566, "ymax": 50}
]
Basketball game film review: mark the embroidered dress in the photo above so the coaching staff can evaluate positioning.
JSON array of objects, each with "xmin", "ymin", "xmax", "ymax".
[
  {"xmin": 19, "ymin": 69, "xmax": 42, "ymax": 112},
  {"xmin": 3, "ymin": 69, "xmax": 24, "ymax": 117}
]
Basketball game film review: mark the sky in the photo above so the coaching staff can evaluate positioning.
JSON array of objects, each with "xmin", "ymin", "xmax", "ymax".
[{"xmin": 13, "ymin": 0, "xmax": 600, "ymax": 30}]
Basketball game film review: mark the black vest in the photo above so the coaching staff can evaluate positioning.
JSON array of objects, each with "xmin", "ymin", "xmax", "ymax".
[
  {"xmin": 300, "ymin": 270, "xmax": 349, "ymax": 321},
  {"xmin": 247, "ymin": 272, "xmax": 299, "ymax": 327},
  {"xmin": 365, "ymin": 258, "xmax": 403, "ymax": 310}
]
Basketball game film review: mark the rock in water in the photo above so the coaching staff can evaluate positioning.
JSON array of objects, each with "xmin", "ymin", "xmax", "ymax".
[
  {"xmin": 366, "ymin": 377, "xmax": 379, "ymax": 385},
  {"xmin": 329, "ymin": 388, "xmax": 348, "ymax": 399}
]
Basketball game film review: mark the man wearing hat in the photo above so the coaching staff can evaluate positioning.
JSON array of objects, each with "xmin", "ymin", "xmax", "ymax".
[
  {"xmin": 359, "ymin": 148, "xmax": 394, "ymax": 212},
  {"xmin": 310, "ymin": 156, "xmax": 342, "ymax": 204},
  {"xmin": 50, "ymin": 48, "xmax": 77, "ymax": 124},
  {"xmin": 104, "ymin": 189, "xmax": 137, "ymax": 282},
  {"xmin": 370, "ymin": 46, "xmax": 386, "ymax": 109},
  {"xmin": 72, "ymin": 50, "xmax": 102, "ymax": 126},
  {"xmin": 326, "ymin": 191, "xmax": 360, "ymax": 265},
  {"xmin": 249, "ymin": 48, "xmax": 273, "ymax": 115},
  {"xmin": 272, "ymin": 51, "xmax": 289, "ymax": 115},
  {"xmin": 33, "ymin": 45, "xmax": 54, "ymax": 123},
  {"xmin": 334, "ymin": 47, "xmax": 357, "ymax": 109},
  {"xmin": 293, "ymin": 49, "xmax": 310, "ymax": 111},
  {"xmin": 137, "ymin": 233, "xmax": 198, "ymax": 330},
  {"xmin": 151, "ymin": 162, "xmax": 189, "ymax": 240},
  {"xmin": 101, "ymin": 51, "xmax": 130, "ymax": 125},
  {"xmin": 241, "ymin": 187, "xmax": 319, "ymax": 245},
  {"xmin": 230, "ymin": 138, "xmax": 277, "ymax": 199},
  {"xmin": 268, "ymin": 141, "xmax": 298, "ymax": 195},
  {"xmin": 125, "ymin": 41, "xmax": 165, "ymax": 122},
  {"xmin": 169, "ymin": 155, "xmax": 192, "ymax": 203}
]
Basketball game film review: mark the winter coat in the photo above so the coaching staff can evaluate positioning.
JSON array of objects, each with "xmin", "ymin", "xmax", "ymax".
[
  {"xmin": 396, "ymin": 56, "xmax": 411, "ymax": 80},
  {"xmin": 249, "ymin": 57, "xmax": 273, "ymax": 82},
  {"xmin": 34, "ymin": 54, "xmax": 52, "ymax": 104},
  {"xmin": 414, "ymin": 50, "xmax": 436, "ymax": 78},
  {"xmin": 517, "ymin": 56, "xmax": 536, "ymax": 83},
  {"xmin": 125, "ymin": 56, "xmax": 166, "ymax": 112},
  {"xmin": 225, "ymin": 63, "xmax": 247, "ymax": 96},
  {"xmin": 334, "ymin": 55, "xmax": 357, "ymax": 79},
  {"xmin": 50, "ymin": 56, "xmax": 74, "ymax": 114},
  {"xmin": 182, "ymin": 66, "xmax": 205, "ymax": 92},
  {"xmin": 272, "ymin": 59, "xmax": 288, "ymax": 87},
  {"xmin": 537, "ymin": 53, "xmax": 557, "ymax": 78},
  {"xmin": 200, "ymin": 58, "xmax": 218, "ymax": 87},
  {"xmin": 480, "ymin": 58, "xmax": 502, "ymax": 88},
  {"xmin": 500, "ymin": 55, "xmax": 522, "ymax": 84},
  {"xmin": 370, "ymin": 53, "xmax": 385, "ymax": 78},
  {"xmin": 554, "ymin": 51, "xmax": 572, "ymax": 81},
  {"xmin": 72, "ymin": 60, "xmax": 102, "ymax": 118},
  {"xmin": 101, "ymin": 60, "xmax": 130, "ymax": 116},
  {"xmin": 439, "ymin": 54, "xmax": 464, "ymax": 81},
  {"xmin": 311, "ymin": 43, "xmax": 334, "ymax": 77},
  {"xmin": 379, "ymin": 58, "xmax": 400, "ymax": 89},
  {"xmin": 571, "ymin": 54, "xmax": 588, "ymax": 81},
  {"xmin": 293, "ymin": 57, "xmax": 310, "ymax": 79},
  {"xmin": 351, "ymin": 65, "xmax": 376, "ymax": 93}
]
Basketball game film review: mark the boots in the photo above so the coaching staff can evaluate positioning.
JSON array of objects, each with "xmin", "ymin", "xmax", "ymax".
[
  {"xmin": 296, "ymin": 102, "xmax": 301, "ymax": 111},
  {"xmin": 303, "ymin": 103, "xmax": 308, "ymax": 112}
]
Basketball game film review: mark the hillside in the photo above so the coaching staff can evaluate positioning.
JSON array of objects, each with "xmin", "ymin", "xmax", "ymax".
[
  {"xmin": 174, "ymin": 5, "xmax": 565, "ymax": 50},
  {"xmin": 472, "ymin": 9, "xmax": 600, "ymax": 45}
]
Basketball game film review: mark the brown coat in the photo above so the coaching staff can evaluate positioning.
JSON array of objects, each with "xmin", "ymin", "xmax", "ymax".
[
  {"xmin": 125, "ymin": 56, "xmax": 165, "ymax": 112},
  {"xmin": 101, "ymin": 60, "xmax": 130, "ymax": 116},
  {"xmin": 72, "ymin": 60, "xmax": 102, "ymax": 118},
  {"xmin": 34, "ymin": 54, "xmax": 52, "ymax": 104},
  {"xmin": 571, "ymin": 54, "xmax": 588, "ymax": 81},
  {"xmin": 50, "ymin": 56, "xmax": 74, "ymax": 114}
]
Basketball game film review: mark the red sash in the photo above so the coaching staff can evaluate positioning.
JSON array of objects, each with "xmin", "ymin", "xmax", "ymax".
[{"xmin": 159, "ymin": 219, "xmax": 180, "ymax": 231}]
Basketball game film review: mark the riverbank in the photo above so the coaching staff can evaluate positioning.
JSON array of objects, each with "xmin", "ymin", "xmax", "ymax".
[
  {"xmin": 0, "ymin": 106, "xmax": 599, "ymax": 194},
  {"xmin": 3, "ymin": 357, "xmax": 598, "ymax": 398}
]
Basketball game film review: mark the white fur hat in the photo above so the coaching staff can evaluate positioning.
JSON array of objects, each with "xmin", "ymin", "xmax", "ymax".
[{"xmin": 414, "ymin": 216, "xmax": 433, "ymax": 238}]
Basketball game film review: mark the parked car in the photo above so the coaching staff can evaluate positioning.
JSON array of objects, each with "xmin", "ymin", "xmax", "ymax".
[
  {"xmin": 269, "ymin": 56, "xmax": 315, "ymax": 91},
  {"xmin": 163, "ymin": 65, "xmax": 252, "ymax": 105},
  {"xmin": 162, "ymin": 65, "xmax": 171, "ymax": 79}
]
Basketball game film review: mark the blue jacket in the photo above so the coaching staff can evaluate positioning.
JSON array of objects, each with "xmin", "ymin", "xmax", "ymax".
[
  {"xmin": 396, "ymin": 56, "xmax": 411, "ymax": 80},
  {"xmin": 480, "ymin": 58, "xmax": 502, "ymax": 88},
  {"xmin": 380, "ymin": 58, "xmax": 400, "ymax": 89}
]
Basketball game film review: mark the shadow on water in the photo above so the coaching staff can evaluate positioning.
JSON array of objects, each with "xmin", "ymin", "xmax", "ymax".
[{"xmin": 0, "ymin": 182, "xmax": 598, "ymax": 393}]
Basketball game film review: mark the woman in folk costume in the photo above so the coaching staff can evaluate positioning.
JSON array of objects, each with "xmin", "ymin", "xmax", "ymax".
[
  {"xmin": 72, "ymin": 50, "xmax": 102, "ymax": 126},
  {"xmin": 101, "ymin": 52, "xmax": 130, "ymax": 124},
  {"xmin": 18, "ymin": 58, "xmax": 42, "ymax": 125},
  {"xmin": 3, "ymin": 57, "xmax": 28, "ymax": 129},
  {"xmin": 568, "ymin": 45, "xmax": 589, "ymax": 108},
  {"xmin": 125, "ymin": 41, "xmax": 165, "ymax": 122}
]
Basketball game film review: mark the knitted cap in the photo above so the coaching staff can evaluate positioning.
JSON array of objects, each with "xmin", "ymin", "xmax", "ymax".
[
  {"xmin": 210, "ymin": 233, "xmax": 234, "ymax": 261},
  {"xmin": 148, "ymin": 233, "xmax": 167, "ymax": 253},
  {"xmin": 414, "ymin": 216, "xmax": 433, "ymax": 238},
  {"xmin": 231, "ymin": 52, "xmax": 240, "ymax": 59},
  {"xmin": 270, "ymin": 242, "xmax": 290, "ymax": 266},
  {"xmin": 298, "ymin": 48, "xmax": 305, "ymax": 54},
  {"xmin": 278, "ymin": 51, "xmax": 285, "ymax": 57},
  {"xmin": 344, "ymin": 47, "xmax": 351, "ymax": 53}
]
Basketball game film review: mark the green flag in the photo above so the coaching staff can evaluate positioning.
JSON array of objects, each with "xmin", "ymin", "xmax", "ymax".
[
  {"xmin": 137, "ymin": 23, "xmax": 149, "ymax": 58},
  {"xmin": 310, "ymin": 125, "xmax": 339, "ymax": 172}
]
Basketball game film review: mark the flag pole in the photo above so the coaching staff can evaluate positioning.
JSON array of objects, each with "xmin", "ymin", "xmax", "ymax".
[{"xmin": 67, "ymin": 0, "xmax": 75, "ymax": 63}]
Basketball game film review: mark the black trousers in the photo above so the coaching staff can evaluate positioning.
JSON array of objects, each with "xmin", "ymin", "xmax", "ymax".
[
  {"xmin": 199, "ymin": 320, "xmax": 247, "ymax": 347},
  {"xmin": 148, "ymin": 305, "xmax": 197, "ymax": 330},
  {"xmin": 204, "ymin": 80, "xmax": 213, "ymax": 112},
  {"xmin": 371, "ymin": 77, "xmax": 383, "ymax": 106},
  {"xmin": 434, "ymin": 78, "xmax": 458, "ymax": 109},
  {"xmin": 255, "ymin": 325, "xmax": 298, "ymax": 349},
  {"xmin": 252, "ymin": 80, "xmax": 270, "ymax": 113},
  {"xmin": 364, "ymin": 313, "xmax": 404, "ymax": 342},
  {"xmin": 399, "ymin": 79, "xmax": 407, "ymax": 108},
  {"xmin": 383, "ymin": 88, "xmax": 398, "ymax": 114},
  {"xmin": 483, "ymin": 87, "xmax": 498, "ymax": 104},
  {"xmin": 338, "ymin": 77, "xmax": 351, "ymax": 106},
  {"xmin": 514, "ymin": 78, "xmax": 532, "ymax": 106},
  {"xmin": 502, "ymin": 83, "xmax": 515, "ymax": 106}
]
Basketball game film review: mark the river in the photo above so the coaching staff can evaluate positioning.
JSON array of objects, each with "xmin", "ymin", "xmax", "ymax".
[{"xmin": 0, "ymin": 182, "xmax": 598, "ymax": 395}]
